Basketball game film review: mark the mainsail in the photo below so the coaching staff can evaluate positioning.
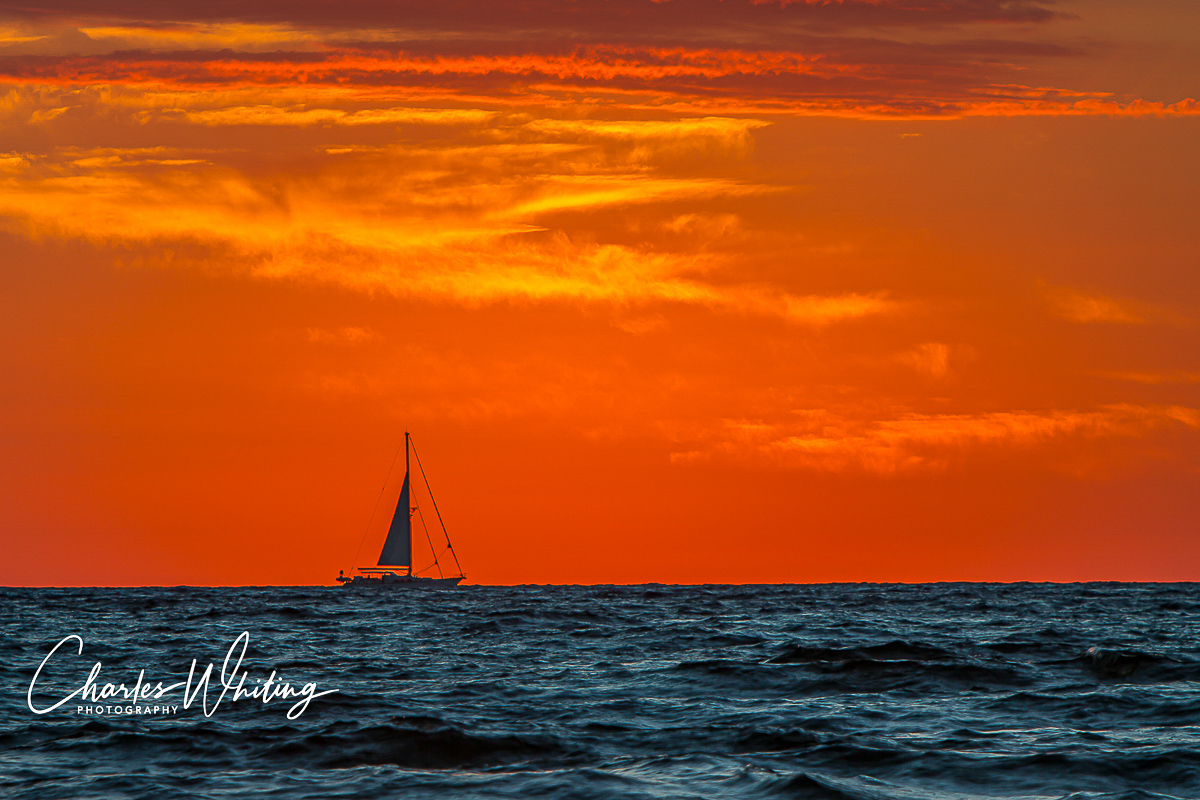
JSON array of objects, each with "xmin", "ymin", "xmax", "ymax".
[{"xmin": 377, "ymin": 472, "xmax": 411, "ymax": 567}]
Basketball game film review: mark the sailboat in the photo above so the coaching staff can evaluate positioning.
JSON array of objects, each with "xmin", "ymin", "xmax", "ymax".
[{"xmin": 337, "ymin": 432, "xmax": 465, "ymax": 587}]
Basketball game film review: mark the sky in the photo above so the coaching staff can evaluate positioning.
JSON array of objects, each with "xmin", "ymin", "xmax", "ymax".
[{"xmin": 1, "ymin": 0, "xmax": 1197, "ymax": 586}]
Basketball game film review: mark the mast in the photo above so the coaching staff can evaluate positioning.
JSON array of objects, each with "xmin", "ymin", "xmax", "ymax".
[{"xmin": 404, "ymin": 430, "xmax": 411, "ymax": 572}]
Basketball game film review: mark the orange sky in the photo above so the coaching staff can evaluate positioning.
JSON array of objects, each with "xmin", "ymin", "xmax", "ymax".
[{"xmin": 1, "ymin": 0, "xmax": 1198, "ymax": 585}]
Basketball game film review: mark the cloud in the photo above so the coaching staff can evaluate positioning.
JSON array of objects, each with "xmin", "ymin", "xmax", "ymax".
[
  {"xmin": 305, "ymin": 326, "xmax": 379, "ymax": 344},
  {"xmin": 896, "ymin": 342, "xmax": 951, "ymax": 378},
  {"xmin": 0, "ymin": 25, "xmax": 47, "ymax": 45},
  {"xmin": 612, "ymin": 314, "xmax": 668, "ymax": 335},
  {"xmin": 524, "ymin": 117, "xmax": 769, "ymax": 145},
  {"xmin": 1048, "ymin": 288, "xmax": 1188, "ymax": 326},
  {"xmin": 0, "ymin": 151, "xmax": 27, "ymax": 170},
  {"xmin": 0, "ymin": 1, "xmax": 1063, "ymax": 34},
  {"xmin": 1092, "ymin": 370, "xmax": 1200, "ymax": 385},
  {"xmin": 747, "ymin": 291, "xmax": 899, "ymax": 324},
  {"xmin": 255, "ymin": 236, "xmax": 895, "ymax": 326},
  {"xmin": 669, "ymin": 405, "xmax": 1200, "ymax": 473},
  {"xmin": 894, "ymin": 342, "xmax": 976, "ymax": 378},
  {"xmin": 1053, "ymin": 292, "xmax": 1143, "ymax": 324},
  {"xmin": 175, "ymin": 105, "xmax": 496, "ymax": 126},
  {"xmin": 77, "ymin": 22, "xmax": 325, "ymax": 50},
  {"xmin": 502, "ymin": 176, "xmax": 773, "ymax": 218},
  {"xmin": 2, "ymin": 21, "xmax": 1195, "ymax": 121},
  {"xmin": 0, "ymin": 138, "xmax": 892, "ymax": 326}
]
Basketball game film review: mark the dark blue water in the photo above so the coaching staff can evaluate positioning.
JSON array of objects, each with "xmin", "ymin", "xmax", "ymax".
[{"xmin": 3, "ymin": 584, "xmax": 1199, "ymax": 798}]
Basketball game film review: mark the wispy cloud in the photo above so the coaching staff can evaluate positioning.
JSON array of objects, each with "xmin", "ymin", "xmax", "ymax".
[
  {"xmin": 0, "ymin": 134, "xmax": 892, "ymax": 325},
  {"xmin": 669, "ymin": 405, "xmax": 1200, "ymax": 473},
  {"xmin": 176, "ymin": 105, "xmax": 496, "ymax": 127},
  {"xmin": 305, "ymin": 326, "xmax": 379, "ymax": 344},
  {"xmin": 0, "ymin": 2, "xmax": 1067, "ymax": 38},
  {"xmin": 896, "ymin": 342, "xmax": 952, "ymax": 378},
  {"xmin": 1048, "ymin": 287, "xmax": 1188, "ymax": 326},
  {"xmin": 4, "ymin": 46, "xmax": 1193, "ymax": 120},
  {"xmin": 1053, "ymin": 290, "xmax": 1145, "ymax": 324},
  {"xmin": 1092, "ymin": 370, "xmax": 1200, "ymax": 385},
  {"xmin": 0, "ymin": 0, "xmax": 1192, "ymax": 122}
]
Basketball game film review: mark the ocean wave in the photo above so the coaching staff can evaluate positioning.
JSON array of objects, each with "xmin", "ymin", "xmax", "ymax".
[
  {"xmin": 4, "ymin": 584, "xmax": 1200, "ymax": 798},
  {"xmin": 284, "ymin": 718, "xmax": 580, "ymax": 771}
]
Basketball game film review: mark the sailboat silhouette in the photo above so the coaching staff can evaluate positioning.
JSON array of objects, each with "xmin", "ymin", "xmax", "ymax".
[{"xmin": 337, "ymin": 432, "xmax": 465, "ymax": 587}]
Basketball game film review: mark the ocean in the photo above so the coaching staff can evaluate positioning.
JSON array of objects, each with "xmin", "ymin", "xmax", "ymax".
[{"xmin": 2, "ymin": 583, "xmax": 1198, "ymax": 799}]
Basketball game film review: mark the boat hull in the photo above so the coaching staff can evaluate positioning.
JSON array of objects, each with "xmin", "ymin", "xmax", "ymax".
[{"xmin": 338, "ymin": 573, "xmax": 464, "ymax": 587}]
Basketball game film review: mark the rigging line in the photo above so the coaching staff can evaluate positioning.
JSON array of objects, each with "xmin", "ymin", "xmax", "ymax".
[
  {"xmin": 410, "ymin": 438, "xmax": 465, "ymax": 578},
  {"xmin": 349, "ymin": 438, "xmax": 405, "ymax": 572},
  {"xmin": 414, "ymin": 503, "xmax": 444, "ymax": 578}
]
